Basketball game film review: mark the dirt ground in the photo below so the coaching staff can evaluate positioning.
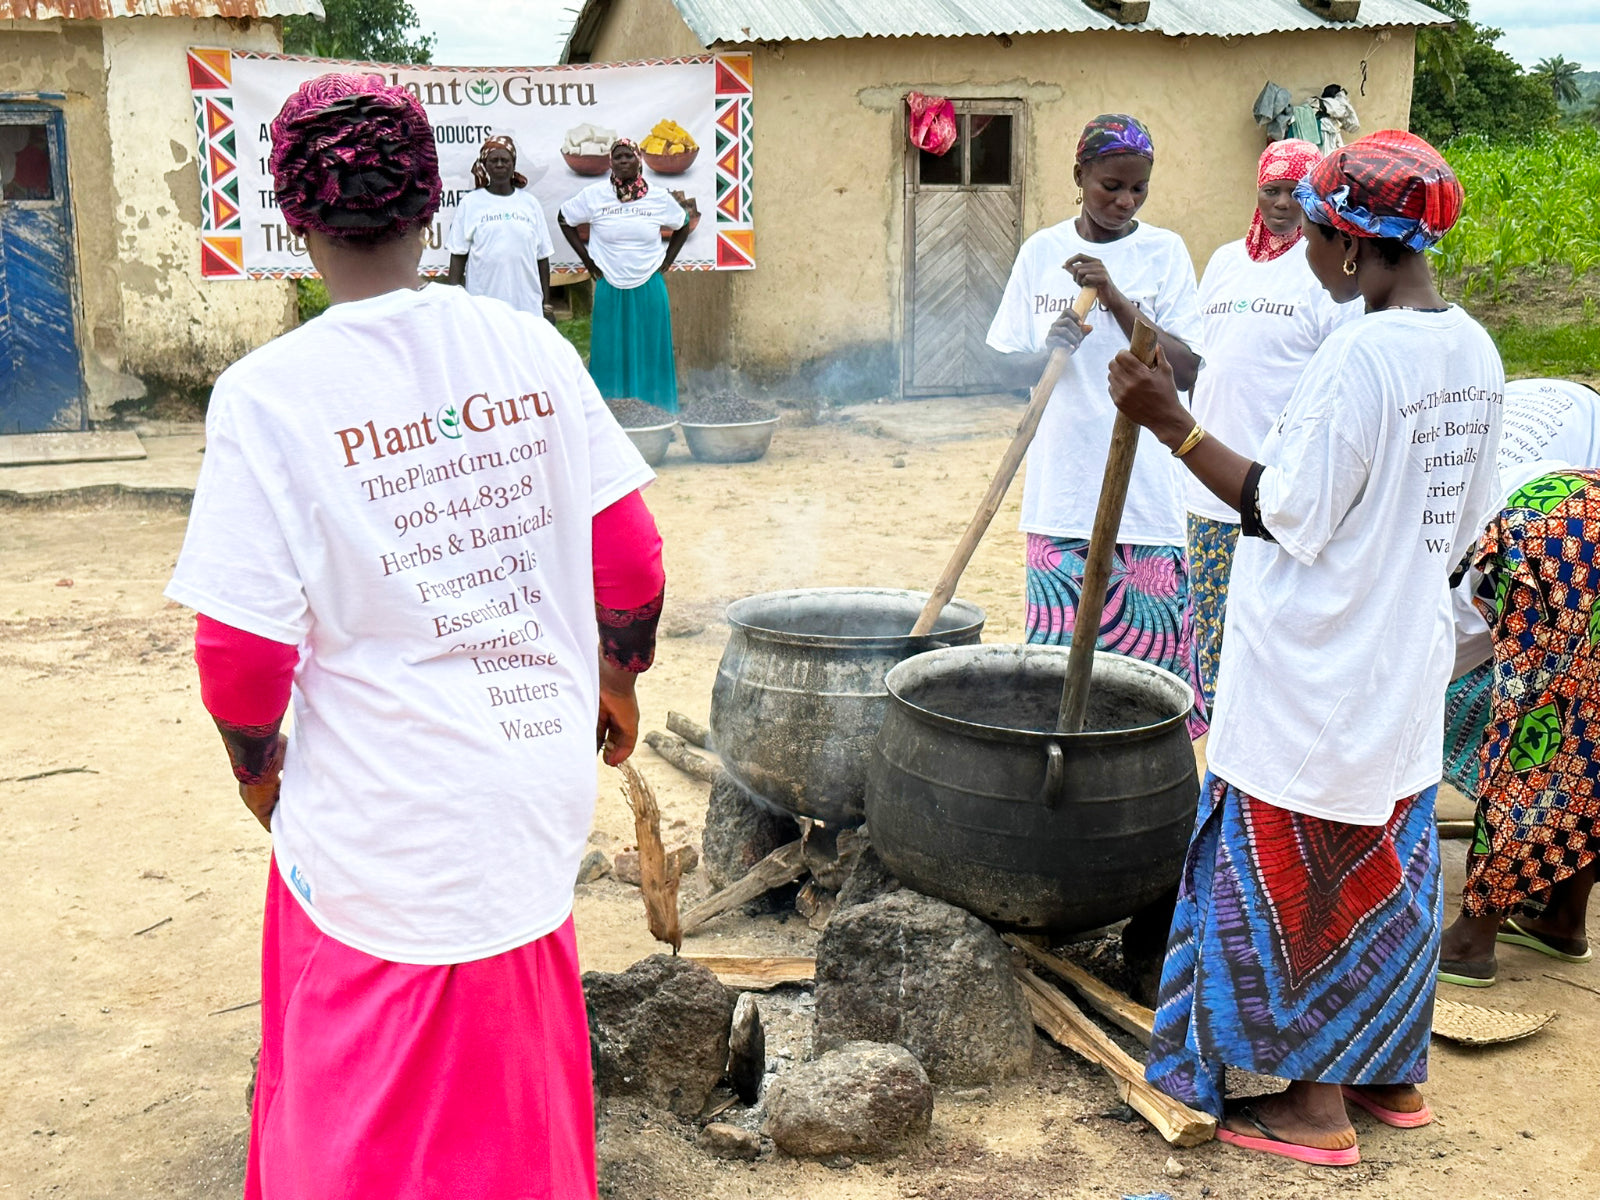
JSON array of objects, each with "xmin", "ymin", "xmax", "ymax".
[{"xmin": 2, "ymin": 405, "xmax": 1598, "ymax": 1200}]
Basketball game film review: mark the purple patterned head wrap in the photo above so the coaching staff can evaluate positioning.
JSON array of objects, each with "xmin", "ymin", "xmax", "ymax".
[
  {"xmin": 1076, "ymin": 114, "xmax": 1155, "ymax": 164},
  {"xmin": 269, "ymin": 73, "xmax": 442, "ymax": 244}
]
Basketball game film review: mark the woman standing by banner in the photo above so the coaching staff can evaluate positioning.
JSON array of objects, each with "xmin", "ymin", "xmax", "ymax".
[
  {"xmin": 446, "ymin": 133, "xmax": 556, "ymax": 320},
  {"xmin": 559, "ymin": 139, "xmax": 690, "ymax": 412}
]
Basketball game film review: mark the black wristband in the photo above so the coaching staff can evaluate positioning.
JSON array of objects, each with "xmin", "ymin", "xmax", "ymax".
[{"xmin": 1239, "ymin": 461, "xmax": 1276, "ymax": 542}]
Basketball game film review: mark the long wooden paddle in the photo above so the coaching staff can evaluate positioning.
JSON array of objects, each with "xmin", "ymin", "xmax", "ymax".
[
  {"xmin": 909, "ymin": 285, "xmax": 1099, "ymax": 638},
  {"xmin": 1056, "ymin": 316, "xmax": 1161, "ymax": 734}
]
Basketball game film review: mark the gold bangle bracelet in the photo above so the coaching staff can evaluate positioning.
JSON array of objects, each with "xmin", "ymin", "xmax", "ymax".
[{"xmin": 1173, "ymin": 423, "xmax": 1206, "ymax": 458}]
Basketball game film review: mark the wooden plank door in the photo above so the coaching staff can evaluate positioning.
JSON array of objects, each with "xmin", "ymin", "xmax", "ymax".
[
  {"xmin": 0, "ymin": 106, "xmax": 84, "ymax": 434},
  {"xmin": 903, "ymin": 100, "xmax": 1025, "ymax": 396}
]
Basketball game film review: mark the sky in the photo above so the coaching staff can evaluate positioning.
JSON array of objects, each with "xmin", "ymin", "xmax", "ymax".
[
  {"xmin": 1473, "ymin": 1, "xmax": 1600, "ymax": 71},
  {"xmin": 409, "ymin": 0, "xmax": 574, "ymax": 66},
  {"xmin": 405, "ymin": 1, "xmax": 1600, "ymax": 72}
]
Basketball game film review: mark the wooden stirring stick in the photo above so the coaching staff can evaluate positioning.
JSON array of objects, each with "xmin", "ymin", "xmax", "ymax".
[
  {"xmin": 910, "ymin": 285, "xmax": 1099, "ymax": 638},
  {"xmin": 1056, "ymin": 315, "xmax": 1160, "ymax": 734}
]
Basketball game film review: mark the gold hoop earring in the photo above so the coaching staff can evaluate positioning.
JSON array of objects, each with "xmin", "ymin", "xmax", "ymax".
[{"xmin": 1342, "ymin": 259, "xmax": 1358, "ymax": 276}]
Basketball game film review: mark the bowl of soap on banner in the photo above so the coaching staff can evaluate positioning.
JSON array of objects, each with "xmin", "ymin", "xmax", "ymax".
[
  {"xmin": 640, "ymin": 119, "xmax": 698, "ymax": 175},
  {"xmin": 561, "ymin": 123, "xmax": 618, "ymax": 176}
]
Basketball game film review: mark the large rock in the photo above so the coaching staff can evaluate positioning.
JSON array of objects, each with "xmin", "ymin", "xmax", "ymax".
[
  {"xmin": 584, "ymin": 955, "xmax": 734, "ymax": 1117},
  {"xmin": 814, "ymin": 891, "xmax": 1035, "ymax": 1085},
  {"xmin": 763, "ymin": 1041, "xmax": 932, "ymax": 1158},
  {"xmin": 702, "ymin": 770, "xmax": 800, "ymax": 891},
  {"xmin": 834, "ymin": 843, "xmax": 901, "ymax": 911}
]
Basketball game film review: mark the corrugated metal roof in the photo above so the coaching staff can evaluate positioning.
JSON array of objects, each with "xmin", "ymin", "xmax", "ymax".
[
  {"xmin": 0, "ymin": 0, "xmax": 321, "ymax": 18},
  {"xmin": 575, "ymin": 0, "xmax": 1449, "ymax": 49}
]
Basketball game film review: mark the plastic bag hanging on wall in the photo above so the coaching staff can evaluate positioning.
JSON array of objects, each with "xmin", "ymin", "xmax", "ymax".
[
  {"xmin": 907, "ymin": 92, "xmax": 958, "ymax": 156},
  {"xmin": 1252, "ymin": 81, "xmax": 1294, "ymax": 142}
]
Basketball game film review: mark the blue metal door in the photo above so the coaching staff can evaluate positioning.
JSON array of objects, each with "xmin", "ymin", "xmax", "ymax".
[{"xmin": 0, "ymin": 106, "xmax": 85, "ymax": 433}]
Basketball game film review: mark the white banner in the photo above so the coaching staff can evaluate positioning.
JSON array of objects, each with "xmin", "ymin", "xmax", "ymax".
[{"xmin": 188, "ymin": 49, "xmax": 755, "ymax": 279}]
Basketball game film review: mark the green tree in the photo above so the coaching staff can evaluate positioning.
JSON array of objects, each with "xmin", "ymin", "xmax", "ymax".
[
  {"xmin": 282, "ymin": 0, "xmax": 436, "ymax": 64},
  {"xmin": 1415, "ymin": 0, "xmax": 1471, "ymax": 100},
  {"xmin": 1412, "ymin": 18, "xmax": 1559, "ymax": 143},
  {"xmin": 1535, "ymin": 55, "xmax": 1584, "ymax": 107}
]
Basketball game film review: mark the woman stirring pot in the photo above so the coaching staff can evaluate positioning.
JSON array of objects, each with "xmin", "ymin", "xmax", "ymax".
[
  {"xmin": 559, "ymin": 138, "xmax": 690, "ymax": 412},
  {"xmin": 1113, "ymin": 131, "xmax": 1503, "ymax": 1166},
  {"xmin": 986, "ymin": 114, "xmax": 1208, "ymax": 735}
]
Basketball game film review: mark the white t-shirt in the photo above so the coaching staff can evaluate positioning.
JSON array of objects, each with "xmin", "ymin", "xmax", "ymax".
[
  {"xmin": 986, "ymin": 217, "xmax": 1204, "ymax": 546},
  {"xmin": 1205, "ymin": 307, "xmax": 1504, "ymax": 825},
  {"xmin": 1451, "ymin": 377, "xmax": 1600, "ymax": 675},
  {"xmin": 166, "ymin": 284, "xmax": 653, "ymax": 965},
  {"xmin": 1185, "ymin": 239, "xmax": 1361, "ymax": 521},
  {"xmin": 445, "ymin": 187, "xmax": 555, "ymax": 315},
  {"xmin": 558, "ymin": 181, "xmax": 686, "ymax": 290}
]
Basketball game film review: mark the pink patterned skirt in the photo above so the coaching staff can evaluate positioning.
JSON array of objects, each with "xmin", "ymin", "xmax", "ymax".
[
  {"xmin": 1025, "ymin": 533, "xmax": 1208, "ymax": 738},
  {"xmin": 247, "ymin": 861, "xmax": 597, "ymax": 1199}
]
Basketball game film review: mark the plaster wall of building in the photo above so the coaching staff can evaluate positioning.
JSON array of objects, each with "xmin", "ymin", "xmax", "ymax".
[{"xmin": 102, "ymin": 16, "xmax": 293, "ymax": 411}]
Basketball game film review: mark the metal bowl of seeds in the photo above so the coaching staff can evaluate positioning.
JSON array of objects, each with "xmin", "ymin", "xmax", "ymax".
[{"xmin": 679, "ymin": 392, "xmax": 779, "ymax": 464}]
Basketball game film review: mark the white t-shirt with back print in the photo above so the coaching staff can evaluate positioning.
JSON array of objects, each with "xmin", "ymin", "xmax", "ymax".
[
  {"xmin": 1451, "ymin": 377, "xmax": 1600, "ymax": 675},
  {"xmin": 1185, "ymin": 238, "xmax": 1361, "ymax": 522},
  {"xmin": 986, "ymin": 217, "xmax": 1204, "ymax": 546},
  {"xmin": 166, "ymin": 284, "xmax": 653, "ymax": 965},
  {"xmin": 445, "ymin": 187, "xmax": 555, "ymax": 315},
  {"xmin": 1205, "ymin": 307, "xmax": 1504, "ymax": 825},
  {"xmin": 559, "ymin": 181, "xmax": 686, "ymax": 290}
]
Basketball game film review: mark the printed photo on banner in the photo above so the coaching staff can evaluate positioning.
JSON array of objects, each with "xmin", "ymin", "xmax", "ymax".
[{"xmin": 186, "ymin": 48, "xmax": 756, "ymax": 279}]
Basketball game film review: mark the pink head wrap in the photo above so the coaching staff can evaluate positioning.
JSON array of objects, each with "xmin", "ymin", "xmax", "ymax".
[
  {"xmin": 1246, "ymin": 139, "xmax": 1322, "ymax": 263},
  {"xmin": 269, "ymin": 73, "xmax": 442, "ymax": 244}
]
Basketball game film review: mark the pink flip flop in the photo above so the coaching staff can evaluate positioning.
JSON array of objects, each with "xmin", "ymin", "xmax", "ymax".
[
  {"xmin": 1216, "ymin": 1106, "xmax": 1361, "ymax": 1167},
  {"xmin": 1341, "ymin": 1086, "xmax": 1435, "ymax": 1128}
]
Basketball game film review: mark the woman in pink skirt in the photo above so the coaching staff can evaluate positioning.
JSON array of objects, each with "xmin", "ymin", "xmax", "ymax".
[{"xmin": 166, "ymin": 74, "xmax": 666, "ymax": 1198}]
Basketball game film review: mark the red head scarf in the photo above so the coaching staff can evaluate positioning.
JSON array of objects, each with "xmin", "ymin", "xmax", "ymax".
[
  {"xmin": 1246, "ymin": 139, "xmax": 1322, "ymax": 263},
  {"xmin": 1295, "ymin": 130, "xmax": 1463, "ymax": 252}
]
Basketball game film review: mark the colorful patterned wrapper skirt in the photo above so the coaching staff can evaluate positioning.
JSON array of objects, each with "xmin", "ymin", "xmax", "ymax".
[
  {"xmin": 1455, "ymin": 469, "xmax": 1600, "ymax": 917},
  {"xmin": 1185, "ymin": 514, "xmax": 1239, "ymax": 715},
  {"xmin": 1145, "ymin": 773, "xmax": 1440, "ymax": 1117},
  {"xmin": 1024, "ymin": 533, "xmax": 1208, "ymax": 738},
  {"xmin": 590, "ymin": 273, "xmax": 678, "ymax": 413}
]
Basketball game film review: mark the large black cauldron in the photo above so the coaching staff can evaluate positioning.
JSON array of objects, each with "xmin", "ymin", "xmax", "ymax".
[
  {"xmin": 866, "ymin": 644, "xmax": 1198, "ymax": 934},
  {"xmin": 710, "ymin": 588, "xmax": 985, "ymax": 826}
]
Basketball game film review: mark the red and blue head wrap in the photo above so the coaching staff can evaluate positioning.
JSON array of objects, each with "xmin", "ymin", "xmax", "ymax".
[
  {"xmin": 1295, "ymin": 129, "xmax": 1462, "ymax": 253},
  {"xmin": 269, "ymin": 73, "xmax": 442, "ymax": 244},
  {"xmin": 1076, "ymin": 114, "xmax": 1154, "ymax": 164}
]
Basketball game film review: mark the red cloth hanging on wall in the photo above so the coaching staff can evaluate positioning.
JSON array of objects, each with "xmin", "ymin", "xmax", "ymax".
[{"xmin": 907, "ymin": 92, "xmax": 958, "ymax": 156}]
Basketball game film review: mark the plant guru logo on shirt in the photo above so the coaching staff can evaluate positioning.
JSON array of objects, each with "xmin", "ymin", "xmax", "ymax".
[{"xmin": 333, "ymin": 390, "xmax": 556, "ymax": 466}]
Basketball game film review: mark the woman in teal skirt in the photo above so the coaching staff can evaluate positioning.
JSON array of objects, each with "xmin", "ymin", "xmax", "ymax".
[{"xmin": 559, "ymin": 139, "xmax": 690, "ymax": 411}]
